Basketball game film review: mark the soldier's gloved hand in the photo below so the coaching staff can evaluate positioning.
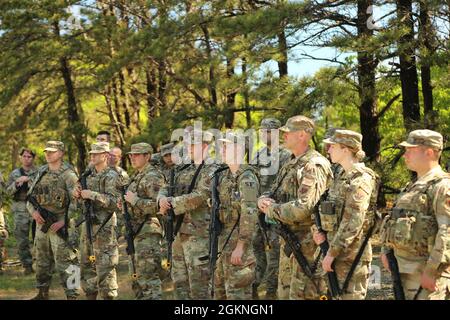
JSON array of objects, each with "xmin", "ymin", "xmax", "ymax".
[
  {"xmin": 81, "ymin": 189, "xmax": 95, "ymax": 200},
  {"xmin": 32, "ymin": 211, "xmax": 45, "ymax": 225},
  {"xmin": 312, "ymin": 230, "xmax": 326, "ymax": 245},
  {"xmin": 16, "ymin": 176, "xmax": 30, "ymax": 186},
  {"xmin": 125, "ymin": 191, "xmax": 138, "ymax": 205},
  {"xmin": 50, "ymin": 221, "xmax": 65, "ymax": 233}
]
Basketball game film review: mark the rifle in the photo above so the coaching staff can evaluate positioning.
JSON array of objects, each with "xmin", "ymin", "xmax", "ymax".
[
  {"xmin": 314, "ymin": 197, "xmax": 341, "ymax": 299},
  {"xmin": 27, "ymin": 195, "xmax": 67, "ymax": 241},
  {"xmin": 163, "ymin": 168, "xmax": 176, "ymax": 272},
  {"xmin": 209, "ymin": 166, "xmax": 228, "ymax": 299},
  {"xmin": 385, "ymin": 248, "xmax": 405, "ymax": 300},
  {"xmin": 80, "ymin": 169, "xmax": 96, "ymax": 264},
  {"xmin": 257, "ymin": 213, "xmax": 271, "ymax": 251},
  {"xmin": 119, "ymin": 184, "xmax": 137, "ymax": 280}
]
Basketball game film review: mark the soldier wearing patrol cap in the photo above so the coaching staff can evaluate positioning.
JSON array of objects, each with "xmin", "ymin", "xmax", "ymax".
[
  {"xmin": 381, "ymin": 129, "xmax": 450, "ymax": 300},
  {"xmin": 27, "ymin": 141, "xmax": 80, "ymax": 300},
  {"xmin": 252, "ymin": 118, "xmax": 291, "ymax": 299},
  {"xmin": 258, "ymin": 116, "xmax": 333, "ymax": 300},
  {"xmin": 159, "ymin": 142, "xmax": 176, "ymax": 180},
  {"xmin": 212, "ymin": 131, "xmax": 260, "ymax": 299},
  {"xmin": 158, "ymin": 130, "xmax": 218, "ymax": 299},
  {"xmin": 124, "ymin": 143, "xmax": 167, "ymax": 299},
  {"xmin": 313, "ymin": 129, "xmax": 379, "ymax": 299},
  {"xmin": 73, "ymin": 142, "xmax": 121, "ymax": 300}
]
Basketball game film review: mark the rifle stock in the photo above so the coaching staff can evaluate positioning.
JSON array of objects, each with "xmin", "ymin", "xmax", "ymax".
[{"xmin": 80, "ymin": 169, "xmax": 96, "ymax": 264}]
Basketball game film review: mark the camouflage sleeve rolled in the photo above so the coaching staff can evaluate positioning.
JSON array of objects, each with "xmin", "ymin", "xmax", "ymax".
[
  {"xmin": 328, "ymin": 174, "xmax": 373, "ymax": 258},
  {"xmin": 131, "ymin": 173, "xmax": 164, "ymax": 219},
  {"xmin": 90, "ymin": 172, "xmax": 120, "ymax": 212},
  {"xmin": 238, "ymin": 171, "xmax": 259, "ymax": 244},
  {"xmin": 5, "ymin": 169, "xmax": 20, "ymax": 197},
  {"xmin": 171, "ymin": 167, "xmax": 214, "ymax": 215},
  {"xmin": 424, "ymin": 180, "xmax": 450, "ymax": 277},
  {"xmin": 268, "ymin": 158, "xmax": 332, "ymax": 225}
]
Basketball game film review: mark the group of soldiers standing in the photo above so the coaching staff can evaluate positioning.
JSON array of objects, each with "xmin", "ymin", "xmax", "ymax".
[{"xmin": 0, "ymin": 116, "xmax": 448, "ymax": 300}]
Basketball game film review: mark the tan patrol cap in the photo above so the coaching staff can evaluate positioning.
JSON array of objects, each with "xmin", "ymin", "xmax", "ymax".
[
  {"xmin": 44, "ymin": 141, "xmax": 65, "ymax": 152},
  {"xmin": 323, "ymin": 129, "xmax": 363, "ymax": 151},
  {"xmin": 186, "ymin": 130, "xmax": 214, "ymax": 144},
  {"xmin": 399, "ymin": 129, "xmax": 443, "ymax": 151},
  {"xmin": 89, "ymin": 142, "xmax": 110, "ymax": 154},
  {"xmin": 279, "ymin": 115, "xmax": 315, "ymax": 134},
  {"xmin": 128, "ymin": 142, "xmax": 153, "ymax": 154},
  {"xmin": 218, "ymin": 132, "xmax": 247, "ymax": 144}
]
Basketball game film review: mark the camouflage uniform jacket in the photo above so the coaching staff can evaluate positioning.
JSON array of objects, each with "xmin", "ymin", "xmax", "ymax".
[
  {"xmin": 216, "ymin": 165, "xmax": 260, "ymax": 245},
  {"xmin": 26, "ymin": 163, "xmax": 78, "ymax": 220},
  {"xmin": 158, "ymin": 162, "xmax": 217, "ymax": 237},
  {"xmin": 127, "ymin": 163, "xmax": 165, "ymax": 235},
  {"xmin": 253, "ymin": 146, "xmax": 291, "ymax": 193},
  {"xmin": 322, "ymin": 162, "xmax": 378, "ymax": 262},
  {"xmin": 262, "ymin": 148, "xmax": 332, "ymax": 258},
  {"xmin": 382, "ymin": 166, "xmax": 450, "ymax": 278},
  {"xmin": 6, "ymin": 167, "xmax": 38, "ymax": 202},
  {"xmin": 80, "ymin": 167, "xmax": 120, "ymax": 221}
]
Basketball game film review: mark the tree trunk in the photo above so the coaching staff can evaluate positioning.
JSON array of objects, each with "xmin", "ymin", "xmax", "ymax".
[
  {"xmin": 224, "ymin": 57, "xmax": 236, "ymax": 129},
  {"xmin": 357, "ymin": 0, "xmax": 380, "ymax": 162},
  {"xmin": 242, "ymin": 59, "xmax": 252, "ymax": 129},
  {"xmin": 419, "ymin": 1, "xmax": 435, "ymax": 129},
  {"xmin": 53, "ymin": 22, "xmax": 87, "ymax": 173},
  {"xmin": 200, "ymin": 22, "xmax": 217, "ymax": 108},
  {"xmin": 277, "ymin": 30, "xmax": 288, "ymax": 78},
  {"xmin": 397, "ymin": 0, "xmax": 421, "ymax": 131}
]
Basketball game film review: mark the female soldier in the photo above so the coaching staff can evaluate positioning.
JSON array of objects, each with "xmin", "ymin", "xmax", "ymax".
[
  {"xmin": 212, "ymin": 132, "xmax": 260, "ymax": 299},
  {"xmin": 313, "ymin": 129, "xmax": 378, "ymax": 300}
]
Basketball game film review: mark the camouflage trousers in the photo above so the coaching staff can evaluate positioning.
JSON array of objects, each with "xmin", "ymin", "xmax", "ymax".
[
  {"xmin": 172, "ymin": 234, "xmax": 210, "ymax": 300},
  {"xmin": 334, "ymin": 260, "xmax": 370, "ymax": 300},
  {"xmin": 34, "ymin": 223, "xmax": 79, "ymax": 298},
  {"xmin": 285, "ymin": 239, "xmax": 328, "ymax": 300},
  {"xmin": 252, "ymin": 224, "xmax": 280, "ymax": 298},
  {"xmin": 12, "ymin": 202, "xmax": 33, "ymax": 268},
  {"xmin": 215, "ymin": 231, "xmax": 256, "ymax": 300},
  {"xmin": 400, "ymin": 272, "xmax": 450, "ymax": 300},
  {"xmin": 277, "ymin": 242, "xmax": 292, "ymax": 299},
  {"xmin": 80, "ymin": 214, "xmax": 118, "ymax": 299},
  {"xmin": 132, "ymin": 226, "xmax": 165, "ymax": 300}
]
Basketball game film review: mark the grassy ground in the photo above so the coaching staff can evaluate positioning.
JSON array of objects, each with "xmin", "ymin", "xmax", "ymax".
[{"xmin": 0, "ymin": 240, "xmax": 154, "ymax": 300}]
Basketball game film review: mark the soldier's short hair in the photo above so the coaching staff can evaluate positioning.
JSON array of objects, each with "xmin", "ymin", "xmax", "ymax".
[
  {"xmin": 96, "ymin": 130, "xmax": 111, "ymax": 142},
  {"xmin": 20, "ymin": 147, "xmax": 36, "ymax": 158}
]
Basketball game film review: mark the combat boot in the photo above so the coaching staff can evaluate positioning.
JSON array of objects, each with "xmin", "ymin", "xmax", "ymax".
[
  {"xmin": 66, "ymin": 296, "xmax": 78, "ymax": 300},
  {"xmin": 31, "ymin": 287, "xmax": 49, "ymax": 300},
  {"xmin": 86, "ymin": 292, "xmax": 98, "ymax": 300}
]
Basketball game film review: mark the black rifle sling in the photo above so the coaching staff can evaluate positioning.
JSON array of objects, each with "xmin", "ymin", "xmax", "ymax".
[{"xmin": 173, "ymin": 161, "xmax": 205, "ymax": 236}]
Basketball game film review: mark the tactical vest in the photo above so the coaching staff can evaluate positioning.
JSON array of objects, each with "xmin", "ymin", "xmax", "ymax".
[
  {"xmin": 30, "ymin": 165, "xmax": 73, "ymax": 215},
  {"xmin": 380, "ymin": 175, "xmax": 449, "ymax": 257},
  {"xmin": 13, "ymin": 168, "xmax": 32, "ymax": 201},
  {"xmin": 319, "ymin": 165, "xmax": 379, "ymax": 233}
]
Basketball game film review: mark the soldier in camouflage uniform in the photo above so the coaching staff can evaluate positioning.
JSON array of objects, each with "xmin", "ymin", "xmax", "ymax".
[
  {"xmin": 258, "ymin": 116, "xmax": 332, "ymax": 300},
  {"xmin": 313, "ymin": 130, "xmax": 378, "ymax": 299},
  {"xmin": 381, "ymin": 130, "xmax": 450, "ymax": 300},
  {"xmin": 158, "ymin": 131, "xmax": 216, "ymax": 299},
  {"xmin": 73, "ymin": 142, "xmax": 120, "ymax": 300},
  {"xmin": 0, "ymin": 172, "xmax": 8, "ymax": 274},
  {"xmin": 213, "ymin": 132, "xmax": 259, "ymax": 300},
  {"xmin": 159, "ymin": 143, "xmax": 176, "ymax": 180},
  {"xmin": 27, "ymin": 141, "xmax": 80, "ymax": 300},
  {"xmin": 124, "ymin": 143, "xmax": 166, "ymax": 300},
  {"xmin": 252, "ymin": 118, "xmax": 291, "ymax": 299},
  {"xmin": 6, "ymin": 148, "xmax": 37, "ymax": 274}
]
